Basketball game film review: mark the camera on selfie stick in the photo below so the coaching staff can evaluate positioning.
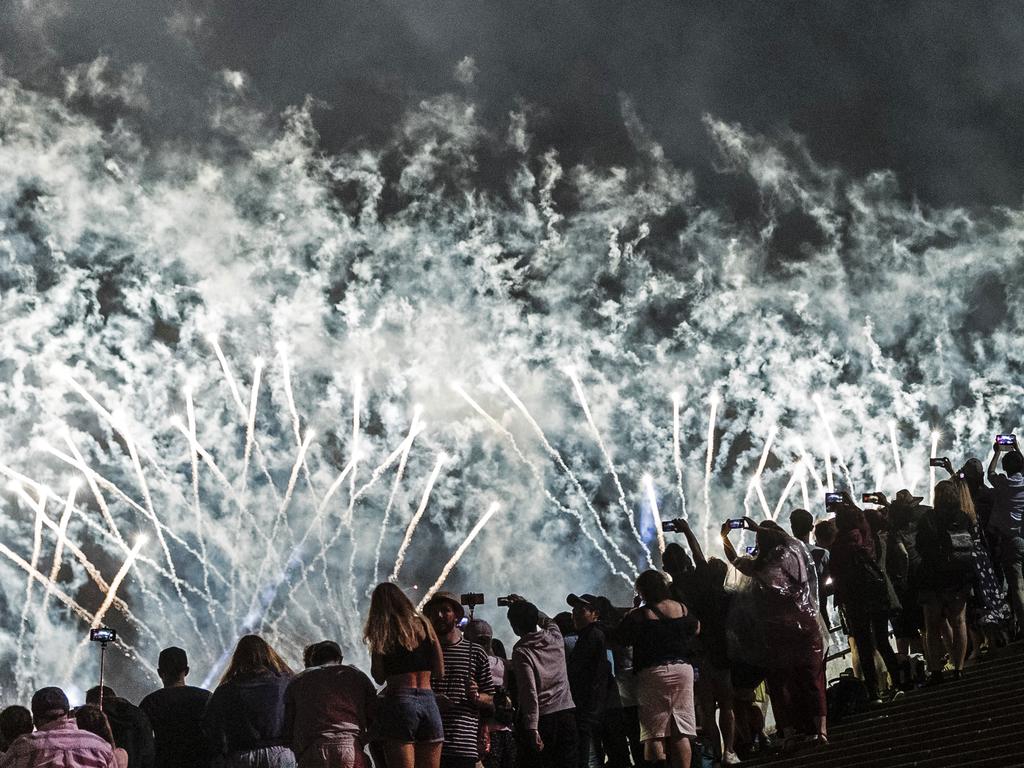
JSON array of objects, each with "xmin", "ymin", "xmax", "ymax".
[{"xmin": 89, "ymin": 627, "xmax": 117, "ymax": 708}]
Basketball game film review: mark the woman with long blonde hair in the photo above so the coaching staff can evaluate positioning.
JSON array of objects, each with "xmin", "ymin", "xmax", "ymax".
[
  {"xmin": 917, "ymin": 480, "xmax": 975, "ymax": 682},
  {"xmin": 364, "ymin": 583, "xmax": 444, "ymax": 768},
  {"xmin": 203, "ymin": 635, "xmax": 296, "ymax": 767}
]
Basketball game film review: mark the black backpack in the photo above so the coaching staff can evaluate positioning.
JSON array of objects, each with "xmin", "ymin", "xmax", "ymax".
[
  {"xmin": 943, "ymin": 522, "xmax": 976, "ymax": 569},
  {"xmin": 827, "ymin": 669, "xmax": 869, "ymax": 723}
]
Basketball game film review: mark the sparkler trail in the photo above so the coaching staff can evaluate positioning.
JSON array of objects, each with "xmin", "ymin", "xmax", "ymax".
[
  {"xmin": 644, "ymin": 476, "xmax": 666, "ymax": 555},
  {"xmin": 568, "ymin": 369, "xmax": 652, "ymax": 566},
  {"xmin": 392, "ymin": 453, "xmax": 448, "ymax": 581},
  {"xmin": 672, "ymin": 393, "xmax": 688, "ymax": 520},
  {"xmin": 418, "ymin": 502, "xmax": 501, "ymax": 609},
  {"xmin": 703, "ymin": 393, "xmax": 719, "ymax": 553},
  {"xmin": 453, "ymin": 383, "xmax": 635, "ymax": 583},
  {"xmin": 496, "ymin": 377, "xmax": 638, "ymax": 574}
]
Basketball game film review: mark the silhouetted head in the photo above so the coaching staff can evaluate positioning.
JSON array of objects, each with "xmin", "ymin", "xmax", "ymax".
[
  {"xmin": 813, "ymin": 519, "xmax": 837, "ymax": 547},
  {"xmin": 635, "ymin": 569, "xmax": 673, "ymax": 605},
  {"xmin": 661, "ymin": 543, "xmax": 693, "ymax": 577},
  {"xmin": 706, "ymin": 557, "xmax": 728, "ymax": 589},
  {"xmin": 1004, "ymin": 452, "xmax": 1024, "ymax": 476},
  {"xmin": 507, "ymin": 600, "xmax": 540, "ymax": 637},
  {"xmin": 0, "ymin": 705, "xmax": 33, "ymax": 747},
  {"xmin": 306, "ymin": 641, "xmax": 344, "ymax": 667},
  {"xmin": 158, "ymin": 646, "xmax": 189, "ymax": 686},
  {"xmin": 31, "ymin": 687, "xmax": 69, "ymax": 727},
  {"xmin": 74, "ymin": 705, "xmax": 114, "ymax": 746},
  {"xmin": 789, "ymin": 508, "xmax": 814, "ymax": 540},
  {"xmin": 221, "ymin": 635, "xmax": 292, "ymax": 684}
]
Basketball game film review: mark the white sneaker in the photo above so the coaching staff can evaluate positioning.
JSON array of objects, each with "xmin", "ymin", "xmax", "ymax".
[{"xmin": 722, "ymin": 750, "xmax": 742, "ymax": 765}]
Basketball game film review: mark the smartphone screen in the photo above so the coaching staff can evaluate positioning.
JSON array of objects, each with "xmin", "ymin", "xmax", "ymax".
[
  {"xmin": 825, "ymin": 492, "xmax": 842, "ymax": 506},
  {"xmin": 996, "ymin": 434, "xmax": 1017, "ymax": 447},
  {"xmin": 728, "ymin": 519, "xmax": 744, "ymax": 529},
  {"xmin": 929, "ymin": 457, "xmax": 946, "ymax": 467}
]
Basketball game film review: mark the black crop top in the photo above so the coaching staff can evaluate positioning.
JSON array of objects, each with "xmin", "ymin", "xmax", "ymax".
[{"xmin": 378, "ymin": 635, "xmax": 434, "ymax": 676}]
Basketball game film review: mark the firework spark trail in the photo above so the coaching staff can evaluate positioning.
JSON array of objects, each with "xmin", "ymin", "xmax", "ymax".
[
  {"xmin": 746, "ymin": 425, "xmax": 776, "ymax": 519},
  {"xmin": 496, "ymin": 377, "xmax": 638, "ymax": 575},
  {"xmin": 703, "ymin": 393, "xmax": 719, "ymax": 553},
  {"xmin": 0, "ymin": 539, "xmax": 158, "ymax": 684},
  {"xmin": 391, "ymin": 454, "xmax": 448, "ymax": 582},
  {"xmin": 672, "ymin": 394, "xmax": 688, "ymax": 520},
  {"xmin": 772, "ymin": 463, "xmax": 805, "ymax": 520},
  {"xmin": 644, "ymin": 476, "xmax": 666, "ymax": 555},
  {"xmin": 278, "ymin": 344, "xmax": 320, "ymax": 505},
  {"xmin": 45, "ymin": 482, "xmax": 78, "ymax": 607},
  {"xmin": 63, "ymin": 435, "xmax": 127, "ymax": 548},
  {"xmin": 798, "ymin": 443, "xmax": 825, "ymax": 495},
  {"xmin": 889, "ymin": 421, "xmax": 907, "ymax": 490},
  {"xmin": 262, "ymin": 458, "xmax": 356, "ymax": 634},
  {"xmin": 567, "ymin": 369, "xmax": 653, "ymax": 567},
  {"xmin": 813, "ymin": 395, "xmax": 853, "ymax": 492},
  {"xmin": 240, "ymin": 357, "xmax": 264, "ymax": 498},
  {"xmin": 13, "ymin": 488, "xmax": 45, "ymax": 700},
  {"xmin": 123, "ymin": 432, "xmax": 212, "ymax": 655},
  {"xmin": 248, "ymin": 429, "xmax": 315, "ymax": 623},
  {"xmin": 930, "ymin": 431, "xmax": 940, "ymax": 505},
  {"xmin": 418, "ymin": 502, "xmax": 500, "ymax": 609},
  {"xmin": 49, "ymin": 439, "xmax": 233, "ymax": 587},
  {"xmin": 92, "ymin": 536, "xmax": 147, "ymax": 628},
  {"xmin": 453, "ymin": 383, "xmax": 635, "ymax": 584},
  {"xmin": 372, "ymin": 411, "xmax": 419, "ymax": 585},
  {"xmin": 169, "ymin": 420, "xmax": 271, "ymax": 552},
  {"xmin": 346, "ymin": 377, "xmax": 362, "ymax": 527},
  {"xmin": 209, "ymin": 337, "xmax": 281, "ymax": 502},
  {"xmin": 185, "ymin": 387, "xmax": 225, "ymax": 649},
  {"xmin": 37, "ymin": 448, "xmax": 227, "ymax": 614},
  {"xmin": 52, "ymin": 439, "xmax": 176, "ymax": 629}
]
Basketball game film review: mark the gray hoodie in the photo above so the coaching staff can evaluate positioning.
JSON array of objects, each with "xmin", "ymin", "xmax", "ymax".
[{"xmin": 510, "ymin": 617, "xmax": 575, "ymax": 730}]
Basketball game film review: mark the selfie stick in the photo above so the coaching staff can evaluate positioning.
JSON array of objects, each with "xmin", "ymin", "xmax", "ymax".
[{"xmin": 98, "ymin": 638, "xmax": 108, "ymax": 709}]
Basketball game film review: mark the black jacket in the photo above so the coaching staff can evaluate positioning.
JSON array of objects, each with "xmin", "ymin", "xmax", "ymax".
[{"xmin": 566, "ymin": 622, "xmax": 611, "ymax": 726}]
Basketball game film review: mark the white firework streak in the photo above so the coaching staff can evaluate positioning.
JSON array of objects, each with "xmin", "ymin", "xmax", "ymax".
[
  {"xmin": 391, "ymin": 454, "xmax": 448, "ymax": 581},
  {"xmin": 418, "ymin": 502, "xmax": 501, "ymax": 609}
]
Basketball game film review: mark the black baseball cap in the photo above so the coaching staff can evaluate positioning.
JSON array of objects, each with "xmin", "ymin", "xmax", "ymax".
[{"xmin": 566, "ymin": 593, "xmax": 599, "ymax": 610}]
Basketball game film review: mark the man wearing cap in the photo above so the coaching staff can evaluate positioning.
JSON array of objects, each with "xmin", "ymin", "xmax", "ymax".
[
  {"xmin": 139, "ymin": 647, "xmax": 212, "ymax": 768},
  {"xmin": 424, "ymin": 592, "xmax": 495, "ymax": 768},
  {"xmin": 283, "ymin": 640, "xmax": 377, "ymax": 768},
  {"xmin": 565, "ymin": 594, "xmax": 611, "ymax": 768},
  {"xmin": 0, "ymin": 687, "xmax": 117, "ymax": 768}
]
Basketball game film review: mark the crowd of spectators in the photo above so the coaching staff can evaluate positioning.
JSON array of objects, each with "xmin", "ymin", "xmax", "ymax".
[{"xmin": 0, "ymin": 441, "xmax": 1021, "ymax": 768}]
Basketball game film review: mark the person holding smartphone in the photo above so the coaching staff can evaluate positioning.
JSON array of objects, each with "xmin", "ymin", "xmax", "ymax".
[{"xmin": 987, "ymin": 437, "xmax": 1024, "ymax": 637}]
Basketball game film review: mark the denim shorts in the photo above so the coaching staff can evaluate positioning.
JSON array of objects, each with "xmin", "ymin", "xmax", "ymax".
[{"xmin": 371, "ymin": 687, "xmax": 444, "ymax": 744}]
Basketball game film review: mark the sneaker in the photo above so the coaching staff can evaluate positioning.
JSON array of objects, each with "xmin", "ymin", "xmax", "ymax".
[
  {"xmin": 925, "ymin": 670, "xmax": 945, "ymax": 686},
  {"xmin": 722, "ymin": 750, "xmax": 742, "ymax": 765},
  {"xmin": 868, "ymin": 697, "xmax": 884, "ymax": 706}
]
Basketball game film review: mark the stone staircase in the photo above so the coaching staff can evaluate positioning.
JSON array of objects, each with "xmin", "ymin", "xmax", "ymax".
[{"xmin": 745, "ymin": 641, "xmax": 1024, "ymax": 767}]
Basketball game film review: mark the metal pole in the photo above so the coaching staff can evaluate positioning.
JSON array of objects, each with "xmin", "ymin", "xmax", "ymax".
[{"xmin": 98, "ymin": 641, "xmax": 107, "ymax": 709}]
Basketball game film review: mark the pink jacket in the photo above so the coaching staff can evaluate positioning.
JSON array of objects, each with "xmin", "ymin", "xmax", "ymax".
[{"xmin": 0, "ymin": 717, "xmax": 117, "ymax": 768}]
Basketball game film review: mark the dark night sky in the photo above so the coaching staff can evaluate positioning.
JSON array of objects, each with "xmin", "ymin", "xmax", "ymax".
[{"xmin": 4, "ymin": 1, "xmax": 1024, "ymax": 206}]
